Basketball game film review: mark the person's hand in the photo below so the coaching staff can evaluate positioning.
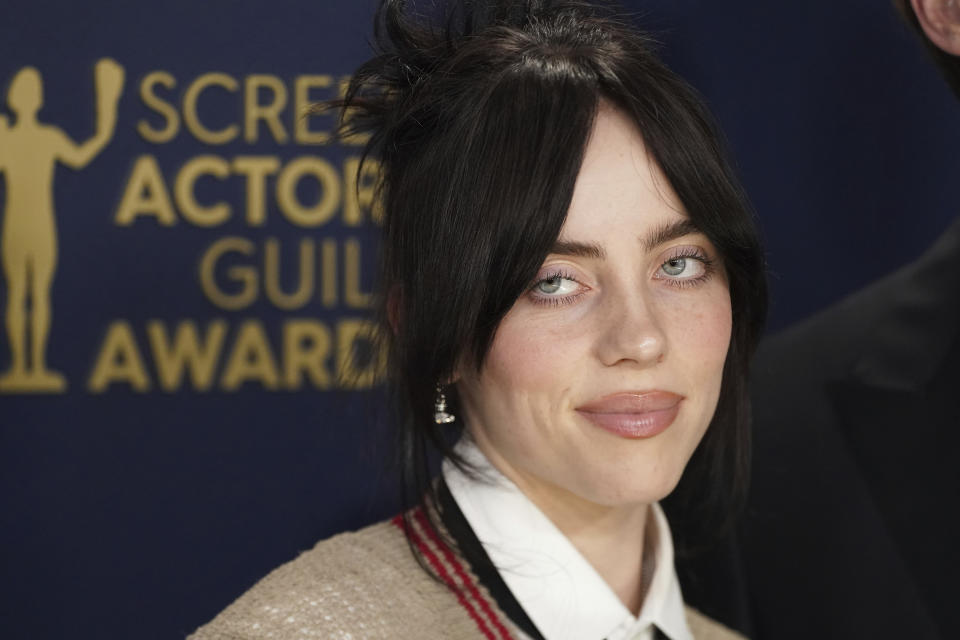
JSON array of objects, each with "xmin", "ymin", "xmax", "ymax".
[{"xmin": 95, "ymin": 58, "xmax": 125, "ymax": 105}]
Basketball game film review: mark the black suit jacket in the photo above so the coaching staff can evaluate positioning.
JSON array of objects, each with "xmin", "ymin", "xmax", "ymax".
[{"xmin": 679, "ymin": 217, "xmax": 960, "ymax": 639}]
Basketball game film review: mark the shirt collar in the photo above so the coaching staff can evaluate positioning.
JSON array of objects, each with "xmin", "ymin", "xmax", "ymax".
[{"xmin": 442, "ymin": 440, "xmax": 693, "ymax": 640}]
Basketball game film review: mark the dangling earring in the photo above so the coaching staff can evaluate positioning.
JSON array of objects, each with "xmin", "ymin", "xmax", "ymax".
[{"xmin": 434, "ymin": 384, "xmax": 456, "ymax": 424}]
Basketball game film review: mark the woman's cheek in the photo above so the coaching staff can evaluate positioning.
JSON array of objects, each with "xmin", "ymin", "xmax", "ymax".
[
  {"xmin": 698, "ymin": 304, "xmax": 732, "ymax": 380},
  {"xmin": 485, "ymin": 308, "xmax": 589, "ymax": 389},
  {"xmin": 693, "ymin": 295, "xmax": 732, "ymax": 355},
  {"xmin": 658, "ymin": 286, "xmax": 732, "ymax": 363}
]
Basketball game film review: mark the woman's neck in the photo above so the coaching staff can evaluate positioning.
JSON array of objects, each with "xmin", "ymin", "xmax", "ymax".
[{"xmin": 509, "ymin": 469, "xmax": 653, "ymax": 614}]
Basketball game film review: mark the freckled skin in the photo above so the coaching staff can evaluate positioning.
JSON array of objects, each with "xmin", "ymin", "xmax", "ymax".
[{"xmin": 456, "ymin": 104, "xmax": 732, "ymax": 519}]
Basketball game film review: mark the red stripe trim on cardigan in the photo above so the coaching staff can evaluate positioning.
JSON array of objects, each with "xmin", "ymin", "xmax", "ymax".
[
  {"xmin": 413, "ymin": 509, "xmax": 514, "ymax": 640},
  {"xmin": 391, "ymin": 514, "xmax": 499, "ymax": 640}
]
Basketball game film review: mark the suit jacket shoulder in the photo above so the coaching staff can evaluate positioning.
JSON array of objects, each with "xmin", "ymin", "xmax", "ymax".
[{"xmin": 756, "ymin": 215, "xmax": 960, "ymax": 389}]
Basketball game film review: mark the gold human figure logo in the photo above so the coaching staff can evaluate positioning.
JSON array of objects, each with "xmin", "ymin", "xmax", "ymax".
[{"xmin": 0, "ymin": 58, "xmax": 124, "ymax": 393}]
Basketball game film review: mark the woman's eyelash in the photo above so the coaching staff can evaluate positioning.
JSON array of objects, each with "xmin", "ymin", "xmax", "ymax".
[
  {"xmin": 659, "ymin": 248, "xmax": 716, "ymax": 288},
  {"xmin": 528, "ymin": 270, "xmax": 585, "ymax": 306},
  {"xmin": 666, "ymin": 247, "xmax": 711, "ymax": 263},
  {"xmin": 531, "ymin": 269, "xmax": 577, "ymax": 284}
]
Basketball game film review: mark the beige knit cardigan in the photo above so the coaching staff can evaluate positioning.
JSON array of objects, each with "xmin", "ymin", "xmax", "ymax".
[{"xmin": 189, "ymin": 512, "xmax": 746, "ymax": 640}]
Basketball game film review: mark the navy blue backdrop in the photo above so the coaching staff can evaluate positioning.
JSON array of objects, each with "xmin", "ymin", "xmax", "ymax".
[{"xmin": 1, "ymin": 1, "xmax": 958, "ymax": 638}]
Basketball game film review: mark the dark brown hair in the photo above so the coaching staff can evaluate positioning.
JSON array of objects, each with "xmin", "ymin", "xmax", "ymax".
[{"xmin": 339, "ymin": 0, "xmax": 767, "ymax": 555}]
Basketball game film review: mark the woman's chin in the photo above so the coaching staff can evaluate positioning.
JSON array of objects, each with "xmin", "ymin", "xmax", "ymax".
[{"xmin": 549, "ymin": 464, "xmax": 686, "ymax": 511}]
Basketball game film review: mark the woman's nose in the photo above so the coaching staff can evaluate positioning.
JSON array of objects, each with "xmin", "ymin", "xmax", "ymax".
[{"xmin": 595, "ymin": 292, "xmax": 666, "ymax": 368}]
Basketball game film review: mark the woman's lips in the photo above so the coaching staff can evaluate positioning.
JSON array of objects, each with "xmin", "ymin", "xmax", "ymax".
[{"xmin": 575, "ymin": 391, "xmax": 684, "ymax": 438}]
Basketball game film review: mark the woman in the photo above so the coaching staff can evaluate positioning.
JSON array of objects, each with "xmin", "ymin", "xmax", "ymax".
[{"xmin": 190, "ymin": 1, "xmax": 766, "ymax": 638}]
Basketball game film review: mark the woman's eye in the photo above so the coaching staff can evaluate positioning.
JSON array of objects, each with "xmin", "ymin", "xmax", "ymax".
[
  {"xmin": 535, "ymin": 275, "xmax": 579, "ymax": 295},
  {"xmin": 659, "ymin": 256, "xmax": 705, "ymax": 279}
]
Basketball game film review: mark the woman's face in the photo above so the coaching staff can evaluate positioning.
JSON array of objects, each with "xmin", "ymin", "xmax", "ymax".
[{"xmin": 456, "ymin": 104, "xmax": 732, "ymax": 510}]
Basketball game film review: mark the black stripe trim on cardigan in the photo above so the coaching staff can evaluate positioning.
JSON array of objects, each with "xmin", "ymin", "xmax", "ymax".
[
  {"xmin": 437, "ymin": 477, "xmax": 547, "ymax": 640},
  {"xmin": 437, "ymin": 477, "xmax": 672, "ymax": 640}
]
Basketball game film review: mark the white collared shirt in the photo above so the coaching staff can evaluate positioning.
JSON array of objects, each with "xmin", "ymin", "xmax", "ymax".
[{"xmin": 443, "ymin": 440, "xmax": 693, "ymax": 640}]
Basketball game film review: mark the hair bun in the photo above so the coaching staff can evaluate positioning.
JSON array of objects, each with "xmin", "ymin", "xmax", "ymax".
[{"xmin": 332, "ymin": 1, "xmax": 619, "ymax": 153}]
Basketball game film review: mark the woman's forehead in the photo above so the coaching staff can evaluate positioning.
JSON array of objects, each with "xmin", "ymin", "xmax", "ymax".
[{"xmin": 563, "ymin": 107, "xmax": 688, "ymax": 246}]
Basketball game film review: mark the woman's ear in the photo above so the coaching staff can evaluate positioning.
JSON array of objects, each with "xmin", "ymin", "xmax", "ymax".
[
  {"xmin": 446, "ymin": 354, "xmax": 468, "ymax": 388},
  {"xmin": 912, "ymin": 0, "xmax": 960, "ymax": 55}
]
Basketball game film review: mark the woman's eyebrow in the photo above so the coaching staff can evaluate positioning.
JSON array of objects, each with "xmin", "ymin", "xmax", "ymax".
[
  {"xmin": 549, "ymin": 240, "xmax": 606, "ymax": 259},
  {"xmin": 549, "ymin": 220, "xmax": 701, "ymax": 259},
  {"xmin": 640, "ymin": 219, "xmax": 701, "ymax": 252}
]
